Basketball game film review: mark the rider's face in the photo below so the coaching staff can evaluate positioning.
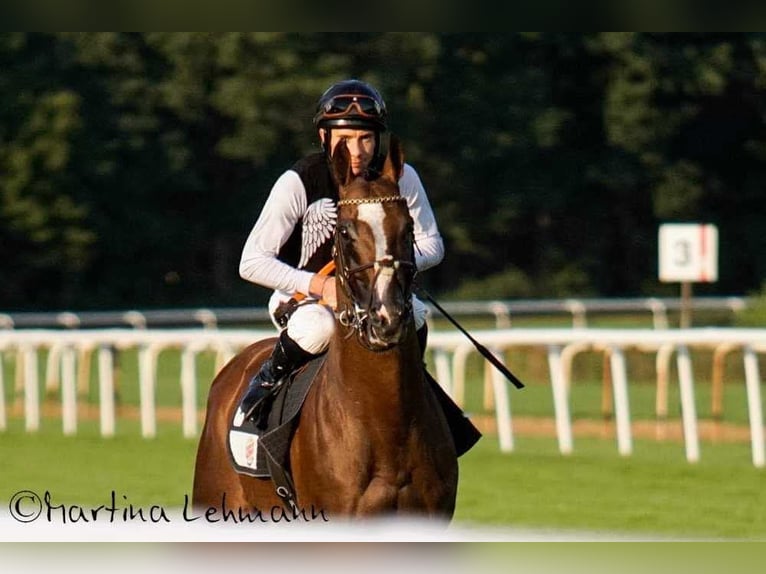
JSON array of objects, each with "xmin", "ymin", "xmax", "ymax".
[{"xmin": 321, "ymin": 129, "xmax": 376, "ymax": 176}]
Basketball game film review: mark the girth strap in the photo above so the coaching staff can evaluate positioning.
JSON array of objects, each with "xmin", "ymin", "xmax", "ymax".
[{"xmin": 259, "ymin": 353, "xmax": 328, "ymax": 515}]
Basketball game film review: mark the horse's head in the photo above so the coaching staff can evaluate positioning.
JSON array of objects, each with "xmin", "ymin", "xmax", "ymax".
[{"xmin": 331, "ymin": 135, "xmax": 417, "ymax": 351}]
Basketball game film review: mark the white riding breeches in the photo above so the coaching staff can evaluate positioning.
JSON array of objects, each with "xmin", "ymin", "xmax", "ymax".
[{"xmin": 268, "ymin": 290, "xmax": 429, "ymax": 355}]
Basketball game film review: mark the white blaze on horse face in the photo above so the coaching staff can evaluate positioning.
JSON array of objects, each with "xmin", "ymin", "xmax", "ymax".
[{"xmin": 357, "ymin": 203, "xmax": 396, "ymax": 321}]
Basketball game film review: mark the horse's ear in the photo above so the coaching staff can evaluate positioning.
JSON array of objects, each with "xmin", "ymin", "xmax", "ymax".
[
  {"xmin": 382, "ymin": 134, "xmax": 404, "ymax": 182},
  {"xmin": 330, "ymin": 140, "xmax": 354, "ymax": 188}
]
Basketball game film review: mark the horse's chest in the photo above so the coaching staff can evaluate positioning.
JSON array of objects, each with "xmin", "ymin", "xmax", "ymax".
[
  {"xmin": 358, "ymin": 468, "xmax": 435, "ymax": 514},
  {"xmin": 355, "ymin": 446, "xmax": 453, "ymax": 514},
  {"xmin": 295, "ymin": 400, "xmax": 457, "ymax": 516}
]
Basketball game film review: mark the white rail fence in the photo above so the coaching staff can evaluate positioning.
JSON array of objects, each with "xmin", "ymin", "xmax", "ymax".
[
  {"xmin": 1, "ymin": 328, "xmax": 764, "ymax": 468},
  {"xmin": 0, "ymin": 329, "xmax": 275, "ymax": 440},
  {"xmin": 0, "ymin": 295, "xmax": 748, "ymax": 330},
  {"xmin": 429, "ymin": 328, "xmax": 766, "ymax": 468}
]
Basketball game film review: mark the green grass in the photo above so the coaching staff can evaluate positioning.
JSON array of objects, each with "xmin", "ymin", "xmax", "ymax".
[
  {"xmin": 0, "ymin": 419, "xmax": 197, "ymax": 509},
  {"xmin": 1, "ymin": 416, "xmax": 764, "ymax": 539},
  {"xmin": 455, "ymin": 435, "xmax": 766, "ymax": 540}
]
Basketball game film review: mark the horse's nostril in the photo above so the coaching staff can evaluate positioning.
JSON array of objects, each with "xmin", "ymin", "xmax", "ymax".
[{"xmin": 370, "ymin": 313, "xmax": 387, "ymax": 327}]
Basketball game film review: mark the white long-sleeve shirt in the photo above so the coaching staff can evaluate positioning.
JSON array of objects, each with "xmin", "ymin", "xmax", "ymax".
[{"xmin": 240, "ymin": 159, "xmax": 444, "ymax": 297}]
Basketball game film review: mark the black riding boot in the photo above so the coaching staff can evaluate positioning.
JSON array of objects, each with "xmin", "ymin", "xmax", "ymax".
[
  {"xmin": 417, "ymin": 324, "xmax": 483, "ymax": 457},
  {"xmin": 239, "ymin": 331, "xmax": 315, "ymax": 426}
]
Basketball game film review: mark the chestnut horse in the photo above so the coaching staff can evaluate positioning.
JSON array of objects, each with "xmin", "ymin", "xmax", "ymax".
[{"xmin": 192, "ymin": 137, "xmax": 458, "ymax": 519}]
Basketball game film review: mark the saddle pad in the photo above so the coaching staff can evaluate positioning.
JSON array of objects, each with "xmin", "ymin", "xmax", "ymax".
[
  {"xmin": 227, "ymin": 354, "xmax": 326, "ymax": 478},
  {"xmin": 228, "ymin": 415, "xmax": 269, "ymax": 477}
]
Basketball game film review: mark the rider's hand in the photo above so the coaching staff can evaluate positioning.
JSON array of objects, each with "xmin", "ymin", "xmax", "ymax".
[
  {"xmin": 309, "ymin": 274, "xmax": 337, "ymax": 310},
  {"xmin": 321, "ymin": 278, "xmax": 337, "ymax": 310}
]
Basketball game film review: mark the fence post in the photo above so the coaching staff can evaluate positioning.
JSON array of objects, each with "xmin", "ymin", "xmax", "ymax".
[
  {"xmin": 489, "ymin": 349, "xmax": 514, "ymax": 453},
  {"xmin": 61, "ymin": 346, "xmax": 77, "ymax": 435},
  {"xmin": 742, "ymin": 346, "xmax": 765, "ymax": 468},
  {"xmin": 138, "ymin": 344, "xmax": 157, "ymax": 438},
  {"xmin": 547, "ymin": 345, "xmax": 573, "ymax": 455},
  {"xmin": 710, "ymin": 343, "xmax": 737, "ymax": 421},
  {"xmin": 77, "ymin": 347, "xmax": 93, "ymax": 398},
  {"xmin": 123, "ymin": 311, "xmax": 147, "ymax": 329},
  {"xmin": 489, "ymin": 301, "xmax": 511, "ymax": 329},
  {"xmin": 676, "ymin": 345, "xmax": 700, "ymax": 463},
  {"xmin": 608, "ymin": 346, "xmax": 633, "ymax": 456},
  {"xmin": 561, "ymin": 342, "xmax": 590, "ymax": 393},
  {"xmin": 450, "ymin": 346, "xmax": 471, "ymax": 407},
  {"xmin": 655, "ymin": 344, "xmax": 675, "ymax": 439},
  {"xmin": 97, "ymin": 344, "xmax": 116, "ymax": 437},
  {"xmin": 23, "ymin": 346, "xmax": 40, "ymax": 432},
  {"xmin": 564, "ymin": 299, "xmax": 587, "ymax": 328},
  {"xmin": 432, "ymin": 348, "xmax": 453, "ymax": 400},
  {"xmin": 56, "ymin": 312, "xmax": 80, "ymax": 329},
  {"xmin": 45, "ymin": 344, "xmax": 62, "ymax": 395},
  {"xmin": 647, "ymin": 298, "xmax": 669, "ymax": 330},
  {"xmin": 194, "ymin": 309, "xmax": 218, "ymax": 330},
  {"xmin": 180, "ymin": 346, "xmax": 198, "ymax": 438}
]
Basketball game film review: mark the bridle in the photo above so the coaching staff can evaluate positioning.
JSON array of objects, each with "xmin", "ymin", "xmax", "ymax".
[{"xmin": 333, "ymin": 195, "xmax": 416, "ymax": 349}]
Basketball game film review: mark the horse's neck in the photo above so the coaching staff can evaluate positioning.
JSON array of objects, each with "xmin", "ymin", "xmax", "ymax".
[{"xmin": 327, "ymin": 331, "xmax": 425, "ymax": 410}]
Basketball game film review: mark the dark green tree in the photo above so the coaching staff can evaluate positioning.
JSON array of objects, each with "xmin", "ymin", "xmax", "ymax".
[{"xmin": 3, "ymin": 33, "xmax": 766, "ymax": 310}]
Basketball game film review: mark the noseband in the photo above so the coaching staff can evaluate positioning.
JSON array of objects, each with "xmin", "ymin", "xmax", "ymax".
[{"xmin": 334, "ymin": 195, "xmax": 416, "ymax": 349}]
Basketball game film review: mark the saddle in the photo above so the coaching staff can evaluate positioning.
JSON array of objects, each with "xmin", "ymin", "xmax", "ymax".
[{"xmin": 227, "ymin": 354, "xmax": 327, "ymax": 487}]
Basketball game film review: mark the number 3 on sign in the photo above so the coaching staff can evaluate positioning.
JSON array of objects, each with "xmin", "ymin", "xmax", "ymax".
[
  {"xmin": 659, "ymin": 224, "xmax": 718, "ymax": 283},
  {"xmin": 673, "ymin": 239, "xmax": 691, "ymax": 267}
]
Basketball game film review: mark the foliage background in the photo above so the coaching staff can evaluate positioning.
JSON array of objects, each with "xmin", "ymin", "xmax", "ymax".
[{"xmin": 3, "ymin": 32, "xmax": 766, "ymax": 310}]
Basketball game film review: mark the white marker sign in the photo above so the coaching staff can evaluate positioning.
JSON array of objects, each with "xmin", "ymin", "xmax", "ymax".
[{"xmin": 659, "ymin": 224, "xmax": 718, "ymax": 283}]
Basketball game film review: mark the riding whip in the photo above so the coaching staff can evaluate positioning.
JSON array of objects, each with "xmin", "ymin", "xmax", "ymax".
[{"xmin": 414, "ymin": 286, "xmax": 525, "ymax": 390}]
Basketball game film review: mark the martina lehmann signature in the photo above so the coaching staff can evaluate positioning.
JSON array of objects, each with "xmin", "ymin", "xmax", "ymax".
[{"xmin": 7, "ymin": 490, "xmax": 329, "ymax": 524}]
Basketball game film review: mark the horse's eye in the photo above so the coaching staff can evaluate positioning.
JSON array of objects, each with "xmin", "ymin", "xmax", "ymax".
[{"xmin": 338, "ymin": 224, "xmax": 351, "ymax": 239}]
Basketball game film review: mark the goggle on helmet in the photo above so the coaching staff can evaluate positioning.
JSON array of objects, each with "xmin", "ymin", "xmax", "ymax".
[{"xmin": 313, "ymin": 79, "xmax": 388, "ymax": 132}]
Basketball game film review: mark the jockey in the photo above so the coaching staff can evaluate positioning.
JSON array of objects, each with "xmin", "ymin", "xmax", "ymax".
[{"xmin": 237, "ymin": 79, "xmax": 480, "ymax": 454}]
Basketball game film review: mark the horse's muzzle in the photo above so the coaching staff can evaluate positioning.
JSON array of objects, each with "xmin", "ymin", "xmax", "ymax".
[{"xmin": 367, "ymin": 305, "xmax": 409, "ymax": 348}]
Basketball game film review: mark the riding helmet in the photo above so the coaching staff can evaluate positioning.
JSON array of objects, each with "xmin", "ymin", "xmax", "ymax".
[{"xmin": 313, "ymin": 79, "xmax": 388, "ymax": 132}]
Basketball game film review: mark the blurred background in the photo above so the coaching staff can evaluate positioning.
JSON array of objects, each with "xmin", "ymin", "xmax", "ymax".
[{"xmin": 3, "ymin": 32, "xmax": 766, "ymax": 311}]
